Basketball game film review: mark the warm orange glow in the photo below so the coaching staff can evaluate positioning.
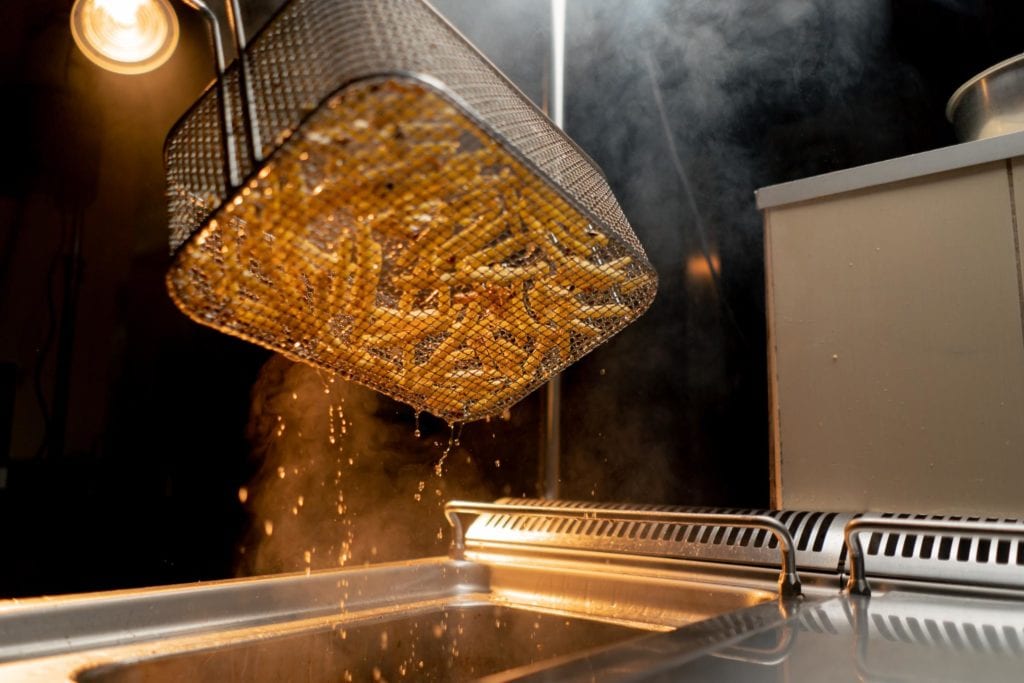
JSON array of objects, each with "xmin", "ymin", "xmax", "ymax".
[
  {"xmin": 686, "ymin": 252, "xmax": 721, "ymax": 283},
  {"xmin": 168, "ymin": 78, "xmax": 657, "ymax": 421},
  {"xmin": 70, "ymin": 0, "xmax": 179, "ymax": 75}
]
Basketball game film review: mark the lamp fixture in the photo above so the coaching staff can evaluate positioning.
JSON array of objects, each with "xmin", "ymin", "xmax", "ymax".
[{"xmin": 70, "ymin": 0, "xmax": 180, "ymax": 75}]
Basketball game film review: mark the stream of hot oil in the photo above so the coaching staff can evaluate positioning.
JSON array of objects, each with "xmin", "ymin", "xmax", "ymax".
[
  {"xmin": 240, "ymin": 369, "xmax": 470, "ymax": 604},
  {"xmin": 239, "ymin": 383, "xmax": 583, "ymax": 681}
]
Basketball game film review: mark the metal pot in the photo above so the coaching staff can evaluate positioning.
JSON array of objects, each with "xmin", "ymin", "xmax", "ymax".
[{"xmin": 947, "ymin": 53, "xmax": 1024, "ymax": 142}]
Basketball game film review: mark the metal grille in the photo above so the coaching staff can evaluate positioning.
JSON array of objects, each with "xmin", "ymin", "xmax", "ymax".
[
  {"xmin": 164, "ymin": 0, "xmax": 657, "ymax": 421},
  {"xmin": 465, "ymin": 498, "xmax": 851, "ymax": 573},
  {"xmin": 855, "ymin": 512, "xmax": 1024, "ymax": 590}
]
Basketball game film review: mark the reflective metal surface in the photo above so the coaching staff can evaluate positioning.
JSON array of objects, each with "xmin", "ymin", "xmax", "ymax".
[
  {"xmin": 947, "ymin": 53, "xmax": 1024, "ymax": 141},
  {"xmin": 447, "ymin": 500, "xmax": 804, "ymax": 597},
  {"xmin": 78, "ymin": 605, "xmax": 640, "ymax": 683},
  {"xmin": 0, "ymin": 551, "xmax": 778, "ymax": 681},
  {"xmin": 844, "ymin": 516, "xmax": 1024, "ymax": 597},
  {"xmin": 497, "ymin": 592, "xmax": 1024, "ymax": 682}
]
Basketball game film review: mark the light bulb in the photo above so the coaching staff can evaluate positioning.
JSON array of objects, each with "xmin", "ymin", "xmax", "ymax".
[{"xmin": 70, "ymin": 0, "xmax": 179, "ymax": 75}]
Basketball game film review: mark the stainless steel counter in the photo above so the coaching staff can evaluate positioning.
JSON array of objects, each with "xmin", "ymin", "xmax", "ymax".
[{"xmin": 499, "ymin": 591, "xmax": 1024, "ymax": 682}]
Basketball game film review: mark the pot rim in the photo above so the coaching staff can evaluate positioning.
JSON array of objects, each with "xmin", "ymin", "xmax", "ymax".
[{"xmin": 945, "ymin": 52, "xmax": 1024, "ymax": 122}]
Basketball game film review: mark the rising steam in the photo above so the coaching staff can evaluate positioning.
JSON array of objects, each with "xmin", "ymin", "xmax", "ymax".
[{"xmin": 237, "ymin": 355, "xmax": 505, "ymax": 575}]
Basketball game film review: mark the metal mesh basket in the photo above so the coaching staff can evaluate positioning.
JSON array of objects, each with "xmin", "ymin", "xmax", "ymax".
[{"xmin": 165, "ymin": 0, "xmax": 658, "ymax": 422}]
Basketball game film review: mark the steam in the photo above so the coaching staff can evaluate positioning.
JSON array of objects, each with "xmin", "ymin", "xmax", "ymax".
[
  {"xmin": 548, "ymin": 0, "xmax": 929, "ymax": 506},
  {"xmin": 563, "ymin": 0, "xmax": 903, "ymax": 260},
  {"xmin": 231, "ymin": 2, "xmax": 927, "ymax": 521},
  {"xmin": 237, "ymin": 355, "xmax": 500, "ymax": 576}
]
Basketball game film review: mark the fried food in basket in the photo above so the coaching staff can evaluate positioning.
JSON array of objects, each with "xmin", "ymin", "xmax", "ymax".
[{"xmin": 168, "ymin": 78, "xmax": 656, "ymax": 421}]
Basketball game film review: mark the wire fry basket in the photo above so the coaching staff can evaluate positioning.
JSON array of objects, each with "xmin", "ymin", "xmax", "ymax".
[{"xmin": 164, "ymin": 0, "xmax": 658, "ymax": 422}]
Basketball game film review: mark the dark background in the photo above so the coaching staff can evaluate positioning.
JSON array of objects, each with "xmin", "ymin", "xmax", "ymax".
[{"xmin": 1, "ymin": 0, "xmax": 1022, "ymax": 597}]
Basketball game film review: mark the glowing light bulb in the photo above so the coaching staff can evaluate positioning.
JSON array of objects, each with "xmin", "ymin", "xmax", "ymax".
[{"xmin": 70, "ymin": 0, "xmax": 179, "ymax": 75}]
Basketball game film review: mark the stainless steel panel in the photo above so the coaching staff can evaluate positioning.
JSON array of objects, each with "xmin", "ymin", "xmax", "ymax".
[{"xmin": 466, "ymin": 498, "xmax": 852, "ymax": 574}]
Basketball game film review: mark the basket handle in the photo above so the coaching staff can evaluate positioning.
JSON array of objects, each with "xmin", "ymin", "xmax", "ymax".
[
  {"xmin": 180, "ymin": 0, "xmax": 262, "ymax": 188},
  {"xmin": 444, "ymin": 500, "xmax": 803, "ymax": 598}
]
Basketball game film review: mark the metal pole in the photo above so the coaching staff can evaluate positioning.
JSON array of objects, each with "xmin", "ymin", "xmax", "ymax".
[
  {"xmin": 541, "ymin": 0, "xmax": 567, "ymax": 501},
  {"xmin": 225, "ymin": 0, "xmax": 264, "ymax": 165},
  {"xmin": 181, "ymin": 0, "xmax": 243, "ymax": 190}
]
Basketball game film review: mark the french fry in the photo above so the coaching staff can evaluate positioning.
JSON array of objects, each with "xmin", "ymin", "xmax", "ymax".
[
  {"xmin": 555, "ymin": 255, "xmax": 632, "ymax": 288},
  {"xmin": 468, "ymin": 334, "xmax": 527, "ymax": 376},
  {"xmin": 360, "ymin": 307, "xmax": 448, "ymax": 345},
  {"xmin": 393, "ymin": 219, "xmax": 454, "ymax": 270},
  {"xmin": 462, "ymin": 262, "xmax": 549, "ymax": 285},
  {"xmin": 550, "ymin": 220, "xmax": 609, "ymax": 256},
  {"xmin": 576, "ymin": 303, "xmax": 634, "ymax": 319},
  {"xmin": 427, "ymin": 301, "xmax": 480, "ymax": 366},
  {"xmin": 615, "ymin": 273, "xmax": 655, "ymax": 296},
  {"xmin": 431, "ymin": 346, "xmax": 479, "ymax": 377},
  {"xmin": 174, "ymin": 78, "xmax": 656, "ymax": 421},
  {"xmin": 444, "ymin": 368, "xmax": 506, "ymax": 394},
  {"xmin": 458, "ymin": 232, "xmax": 532, "ymax": 270},
  {"xmin": 345, "ymin": 231, "xmax": 383, "ymax": 336},
  {"xmin": 433, "ymin": 212, "xmax": 508, "ymax": 268}
]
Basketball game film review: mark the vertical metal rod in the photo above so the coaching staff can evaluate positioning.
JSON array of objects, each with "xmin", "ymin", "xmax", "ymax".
[
  {"xmin": 181, "ymin": 0, "xmax": 243, "ymax": 190},
  {"xmin": 541, "ymin": 0, "xmax": 567, "ymax": 500},
  {"xmin": 226, "ymin": 0, "xmax": 264, "ymax": 165},
  {"xmin": 550, "ymin": 0, "xmax": 566, "ymax": 129}
]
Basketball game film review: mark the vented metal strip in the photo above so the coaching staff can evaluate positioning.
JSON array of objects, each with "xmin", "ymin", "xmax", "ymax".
[
  {"xmin": 462, "ymin": 498, "xmax": 852, "ymax": 574},
  {"xmin": 845, "ymin": 514, "xmax": 1024, "ymax": 594},
  {"xmin": 447, "ymin": 500, "xmax": 804, "ymax": 597}
]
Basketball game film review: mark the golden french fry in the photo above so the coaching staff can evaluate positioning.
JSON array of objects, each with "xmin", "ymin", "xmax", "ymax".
[
  {"xmin": 345, "ymin": 231, "xmax": 383, "ymax": 336},
  {"xmin": 576, "ymin": 303, "xmax": 633, "ymax": 319},
  {"xmin": 444, "ymin": 368, "xmax": 507, "ymax": 394},
  {"xmin": 615, "ymin": 273, "xmax": 655, "ymax": 296},
  {"xmin": 536, "ymin": 323, "xmax": 573, "ymax": 362},
  {"xmin": 434, "ymin": 214, "xmax": 509, "ymax": 267},
  {"xmin": 366, "ymin": 306, "xmax": 445, "ymax": 329},
  {"xmin": 458, "ymin": 232, "xmax": 532, "ymax": 270},
  {"xmin": 393, "ymin": 219, "xmax": 454, "ymax": 270},
  {"xmin": 431, "ymin": 346, "xmax": 479, "ymax": 377},
  {"xmin": 468, "ymin": 335, "xmax": 527, "ymax": 376},
  {"xmin": 174, "ymin": 79, "xmax": 653, "ymax": 421},
  {"xmin": 550, "ymin": 220, "xmax": 608, "ymax": 257},
  {"xmin": 427, "ymin": 301, "xmax": 479, "ymax": 367},
  {"xmin": 555, "ymin": 255, "xmax": 632, "ymax": 288},
  {"xmin": 462, "ymin": 262, "xmax": 549, "ymax": 285},
  {"xmin": 361, "ymin": 318, "xmax": 447, "ymax": 346},
  {"xmin": 570, "ymin": 317, "xmax": 603, "ymax": 334}
]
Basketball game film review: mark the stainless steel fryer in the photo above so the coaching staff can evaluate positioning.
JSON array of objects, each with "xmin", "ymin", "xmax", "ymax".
[{"xmin": 3, "ymin": 499, "xmax": 1023, "ymax": 681}]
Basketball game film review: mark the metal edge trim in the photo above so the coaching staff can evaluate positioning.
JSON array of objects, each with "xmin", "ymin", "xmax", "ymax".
[{"xmin": 754, "ymin": 129, "xmax": 1024, "ymax": 210}]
